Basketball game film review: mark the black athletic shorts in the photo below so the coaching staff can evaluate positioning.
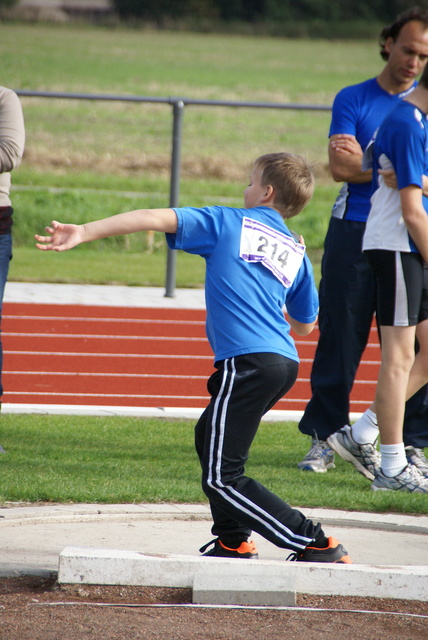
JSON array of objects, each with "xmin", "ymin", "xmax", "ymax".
[
  {"xmin": 420, "ymin": 265, "xmax": 428, "ymax": 323},
  {"xmin": 365, "ymin": 250, "xmax": 424, "ymax": 327}
]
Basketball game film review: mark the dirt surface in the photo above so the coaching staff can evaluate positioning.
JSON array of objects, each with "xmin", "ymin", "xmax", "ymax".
[{"xmin": 0, "ymin": 575, "xmax": 427, "ymax": 639}]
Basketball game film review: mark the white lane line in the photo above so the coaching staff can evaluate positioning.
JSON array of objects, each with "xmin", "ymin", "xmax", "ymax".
[
  {"xmin": 3, "ymin": 332, "xmax": 206, "ymax": 341},
  {"xmin": 3, "ymin": 314, "xmax": 205, "ymax": 326},
  {"xmin": 4, "ymin": 371, "xmax": 206, "ymax": 379},
  {"xmin": 4, "ymin": 350, "xmax": 212, "ymax": 359},
  {"xmin": 3, "ymin": 371, "xmax": 376, "ymax": 386},
  {"xmin": 5, "ymin": 391, "xmax": 209, "ymax": 399}
]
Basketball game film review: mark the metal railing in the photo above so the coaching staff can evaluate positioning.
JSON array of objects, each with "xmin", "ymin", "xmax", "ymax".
[{"xmin": 16, "ymin": 89, "xmax": 331, "ymax": 297}]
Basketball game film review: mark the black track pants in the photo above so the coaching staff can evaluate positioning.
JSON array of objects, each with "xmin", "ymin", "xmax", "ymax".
[{"xmin": 195, "ymin": 353, "xmax": 324, "ymax": 553}]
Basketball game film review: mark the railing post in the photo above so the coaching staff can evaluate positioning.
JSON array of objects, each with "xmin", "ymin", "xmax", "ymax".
[{"xmin": 165, "ymin": 99, "xmax": 184, "ymax": 298}]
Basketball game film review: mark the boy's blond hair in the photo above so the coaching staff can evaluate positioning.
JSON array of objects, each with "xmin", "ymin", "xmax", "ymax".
[{"xmin": 255, "ymin": 152, "xmax": 314, "ymax": 218}]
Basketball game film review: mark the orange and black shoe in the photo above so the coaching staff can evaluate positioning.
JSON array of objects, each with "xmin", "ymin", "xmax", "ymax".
[
  {"xmin": 199, "ymin": 538, "xmax": 259, "ymax": 559},
  {"xmin": 288, "ymin": 536, "xmax": 352, "ymax": 564}
]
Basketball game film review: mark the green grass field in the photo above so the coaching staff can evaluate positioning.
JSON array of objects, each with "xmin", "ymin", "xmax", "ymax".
[
  {"xmin": 1, "ymin": 414, "xmax": 426, "ymax": 514},
  {"xmin": 1, "ymin": 22, "xmax": 385, "ymax": 287},
  {"xmin": 1, "ymin": 23, "xmax": 419, "ymax": 513}
]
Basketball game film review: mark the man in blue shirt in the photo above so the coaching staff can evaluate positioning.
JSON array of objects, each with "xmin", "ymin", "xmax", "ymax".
[
  {"xmin": 35, "ymin": 152, "xmax": 351, "ymax": 562},
  {"xmin": 298, "ymin": 7, "xmax": 428, "ymax": 479}
]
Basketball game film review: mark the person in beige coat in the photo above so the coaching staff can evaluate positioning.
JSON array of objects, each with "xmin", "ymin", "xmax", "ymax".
[{"xmin": 0, "ymin": 86, "xmax": 25, "ymax": 452}]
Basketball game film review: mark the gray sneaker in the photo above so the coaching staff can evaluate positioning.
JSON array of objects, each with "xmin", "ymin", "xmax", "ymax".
[
  {"xmin": 297, "ymin": 436, "xmax": 335, "ymax": 473},
  {"xmin": 327, "ymin": 424, "xmax": 380, "ymax": 481},
  {"xmin": 405, "ymin": 446, "xmax": 428, "ymax": 478},
  {"xmin": 372, "ymin": 463, "xmax": 428, "ymax": 493}
]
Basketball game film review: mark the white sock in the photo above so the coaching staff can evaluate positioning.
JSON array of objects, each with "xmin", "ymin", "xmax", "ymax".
[
  {"xmin": 380, "ymin": 443, "xmax": 407, "ymax": 477},
  {"xmin": 351, "ymin": 409, "xmax": 379, "ymax": 445}
]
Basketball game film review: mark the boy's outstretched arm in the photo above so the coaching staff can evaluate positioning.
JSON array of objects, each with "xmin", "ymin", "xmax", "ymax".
[{"xmin": 35, "ymin": 208, "xmax": 178, "ymax": 252}]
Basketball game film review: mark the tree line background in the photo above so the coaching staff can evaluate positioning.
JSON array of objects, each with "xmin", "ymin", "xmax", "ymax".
[
  {"xmin": 113, "ymin": 0, "xmax": 426, "ymax": 25},
  {"xmin": 2, "ymin": 0, "xmax": 428, "ymax": 38}
]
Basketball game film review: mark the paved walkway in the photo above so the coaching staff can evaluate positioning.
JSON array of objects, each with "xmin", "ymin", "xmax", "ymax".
[
  {"xmin": 4, "ymin": 282, "xmax": 206, "ymax": 309},
  {"xmin": 0, "ymin": 502, "xmax": 427, "ymax": 577}
]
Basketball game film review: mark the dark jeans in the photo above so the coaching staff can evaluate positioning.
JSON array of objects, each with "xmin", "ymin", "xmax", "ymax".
[{"xmin": 0, "ymin": 232, "xmax": 12, "ymax": 398}]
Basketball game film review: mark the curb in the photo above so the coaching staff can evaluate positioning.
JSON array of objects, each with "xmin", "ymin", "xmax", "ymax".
[
  {"xmin": 0, "ymin": 503, "xmax": 426, "ymax": 576},
  {"xmin": 1, "ymin": 502, "xmax": 427, "ymax": 534},
  {"xmin": 58, "ymin": 546, "xmax": 428, "ymax": 605}
]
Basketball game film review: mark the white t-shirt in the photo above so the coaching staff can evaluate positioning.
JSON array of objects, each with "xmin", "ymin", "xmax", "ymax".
[{"xmin": 363, "ymin": 100, "xmax": 428, "ymax": 253}]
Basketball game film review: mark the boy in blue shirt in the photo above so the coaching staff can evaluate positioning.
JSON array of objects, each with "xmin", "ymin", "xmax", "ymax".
[{"xmin": 35, "ymin": 152, "xmax": 351, "ymax": 563}]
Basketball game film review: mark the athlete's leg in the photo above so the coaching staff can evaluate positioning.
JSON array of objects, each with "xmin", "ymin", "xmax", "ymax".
[
  {"xmin": 195, "ymin": 376, "xmax": 252, "ymax": 541},
  {"xmin": 197, "ymin": 354, "xmax": 325, "ymax": 552},
  {"xmin": 299, "ymin": 218, "xmax": 376, "ymax": 440},
  {"xmin": 403, "ymin": 385, "xmax": 428, "ymax": 448},
  {"xmin": 405, "ymin": 319, "xmax": 428, "ymax": 401},
  {"xmin": 353, "ymin": 271, "xmax": 428, "ymax": 448},
  {"xmin": 364, "ymin": 250, "xmax": 425, "ymax": 447},
  {"xmin": 403, "ymin": 266, "xmax": 428, "ymax": 447},
  {"xmin": 404, "ymin": 266, "xmax": 428, "ymax": 449},
  {"xmin": 355, "ymin": 321, "xmax": 428, "ymax": 439},
  {"xmin": 364, "ymin": 251, "xmax": 428, "ymax": 492},
  {"xmin": 376, "ymin": 324, "xmax": 416, "ymax": 445}
]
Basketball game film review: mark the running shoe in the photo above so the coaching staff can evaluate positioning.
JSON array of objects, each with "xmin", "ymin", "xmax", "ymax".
[
  {"xmin": 405, "ymin": 446, "xmax": 428, "ymax": 478},
  {"xmin": 371, "ymin": 463, "xmax": 428, "ymax": 493},
  {"xmin": 287, "ymin": 536, "xmax": 352, "ymax": 563},
  {"xmin": 327, "ymin": 424, "xmax": 380, "ymax": 480},
  {"xmin": 297, "ymin": 435, "xmax": 335, "ymax": 472},
  {"xmin": 199, "ymin": 538, "xmax": 259, "ymax": 559}
]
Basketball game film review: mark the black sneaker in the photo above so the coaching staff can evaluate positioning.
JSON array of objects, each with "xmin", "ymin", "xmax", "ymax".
[
  {"xmin": 199, "ymin": 538, "xmax": 259, "ymax": 559},
  {"xmin": 287, "ymin": 536, "xmax": 352, "ymax": 563}
]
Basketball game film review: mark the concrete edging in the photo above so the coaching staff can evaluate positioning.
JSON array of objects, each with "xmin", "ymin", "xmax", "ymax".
[
  {"xmin": 58, "ymin": 546, "xmax": 428, "ymax": 605},
  {"xmin": 1, "ymin": 502, "xmax": 426, "ymax": 534}
]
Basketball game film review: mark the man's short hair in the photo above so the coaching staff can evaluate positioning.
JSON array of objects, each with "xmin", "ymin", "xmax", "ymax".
[
  {"xmin": 379, "ymin": 6, "xmax": 428, "ymax": 60},
  {"xmin": 255, "ymin": 152, "xmax": 314, "ymax": 219}
]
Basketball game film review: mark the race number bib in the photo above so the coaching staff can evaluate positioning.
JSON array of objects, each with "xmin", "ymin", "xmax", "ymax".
[{"xmin": 239, "ymin": 217, "xmax": 305, "ymax": 288}]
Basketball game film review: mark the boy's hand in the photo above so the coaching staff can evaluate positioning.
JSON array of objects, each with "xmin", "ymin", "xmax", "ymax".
[
  {"xmin": 378, "ymin": 168, "xmax": 398, "ymax": 189},
  {"xmin": 290, "ymin": 230, "xmax": 305, "ymax": 246},
  {"xmin": 35, "ymin": 221, "xmax": 85, "ymax": 251}
]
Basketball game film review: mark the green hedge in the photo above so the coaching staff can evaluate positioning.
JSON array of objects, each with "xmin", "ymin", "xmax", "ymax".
[{"xmin": 112, "ymin": 0, "xmax": 426, "ymax": 26}]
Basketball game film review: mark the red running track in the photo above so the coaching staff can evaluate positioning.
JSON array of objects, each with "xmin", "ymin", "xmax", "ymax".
[{"xmin": 1, "ymin": 302, "xmax": 381, "ymax": 413}]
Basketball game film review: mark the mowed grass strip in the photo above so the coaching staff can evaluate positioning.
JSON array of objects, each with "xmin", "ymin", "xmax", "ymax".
[{"xmin": 0, "ymin": 415, "xmax": 426, "ymax": 514}]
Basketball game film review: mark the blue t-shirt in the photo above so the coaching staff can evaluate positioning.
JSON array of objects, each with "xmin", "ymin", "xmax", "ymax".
[
  {"xmin": 166, "ymin": 205, "xmax": 319, "ymax": 363},
  {"xmin": 363, "ymin": 100, "xmax": 428, "ymax": 253},
  {"xmin": 329, "ymin": 77, "xmax": 416, "ymax": 222}
]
